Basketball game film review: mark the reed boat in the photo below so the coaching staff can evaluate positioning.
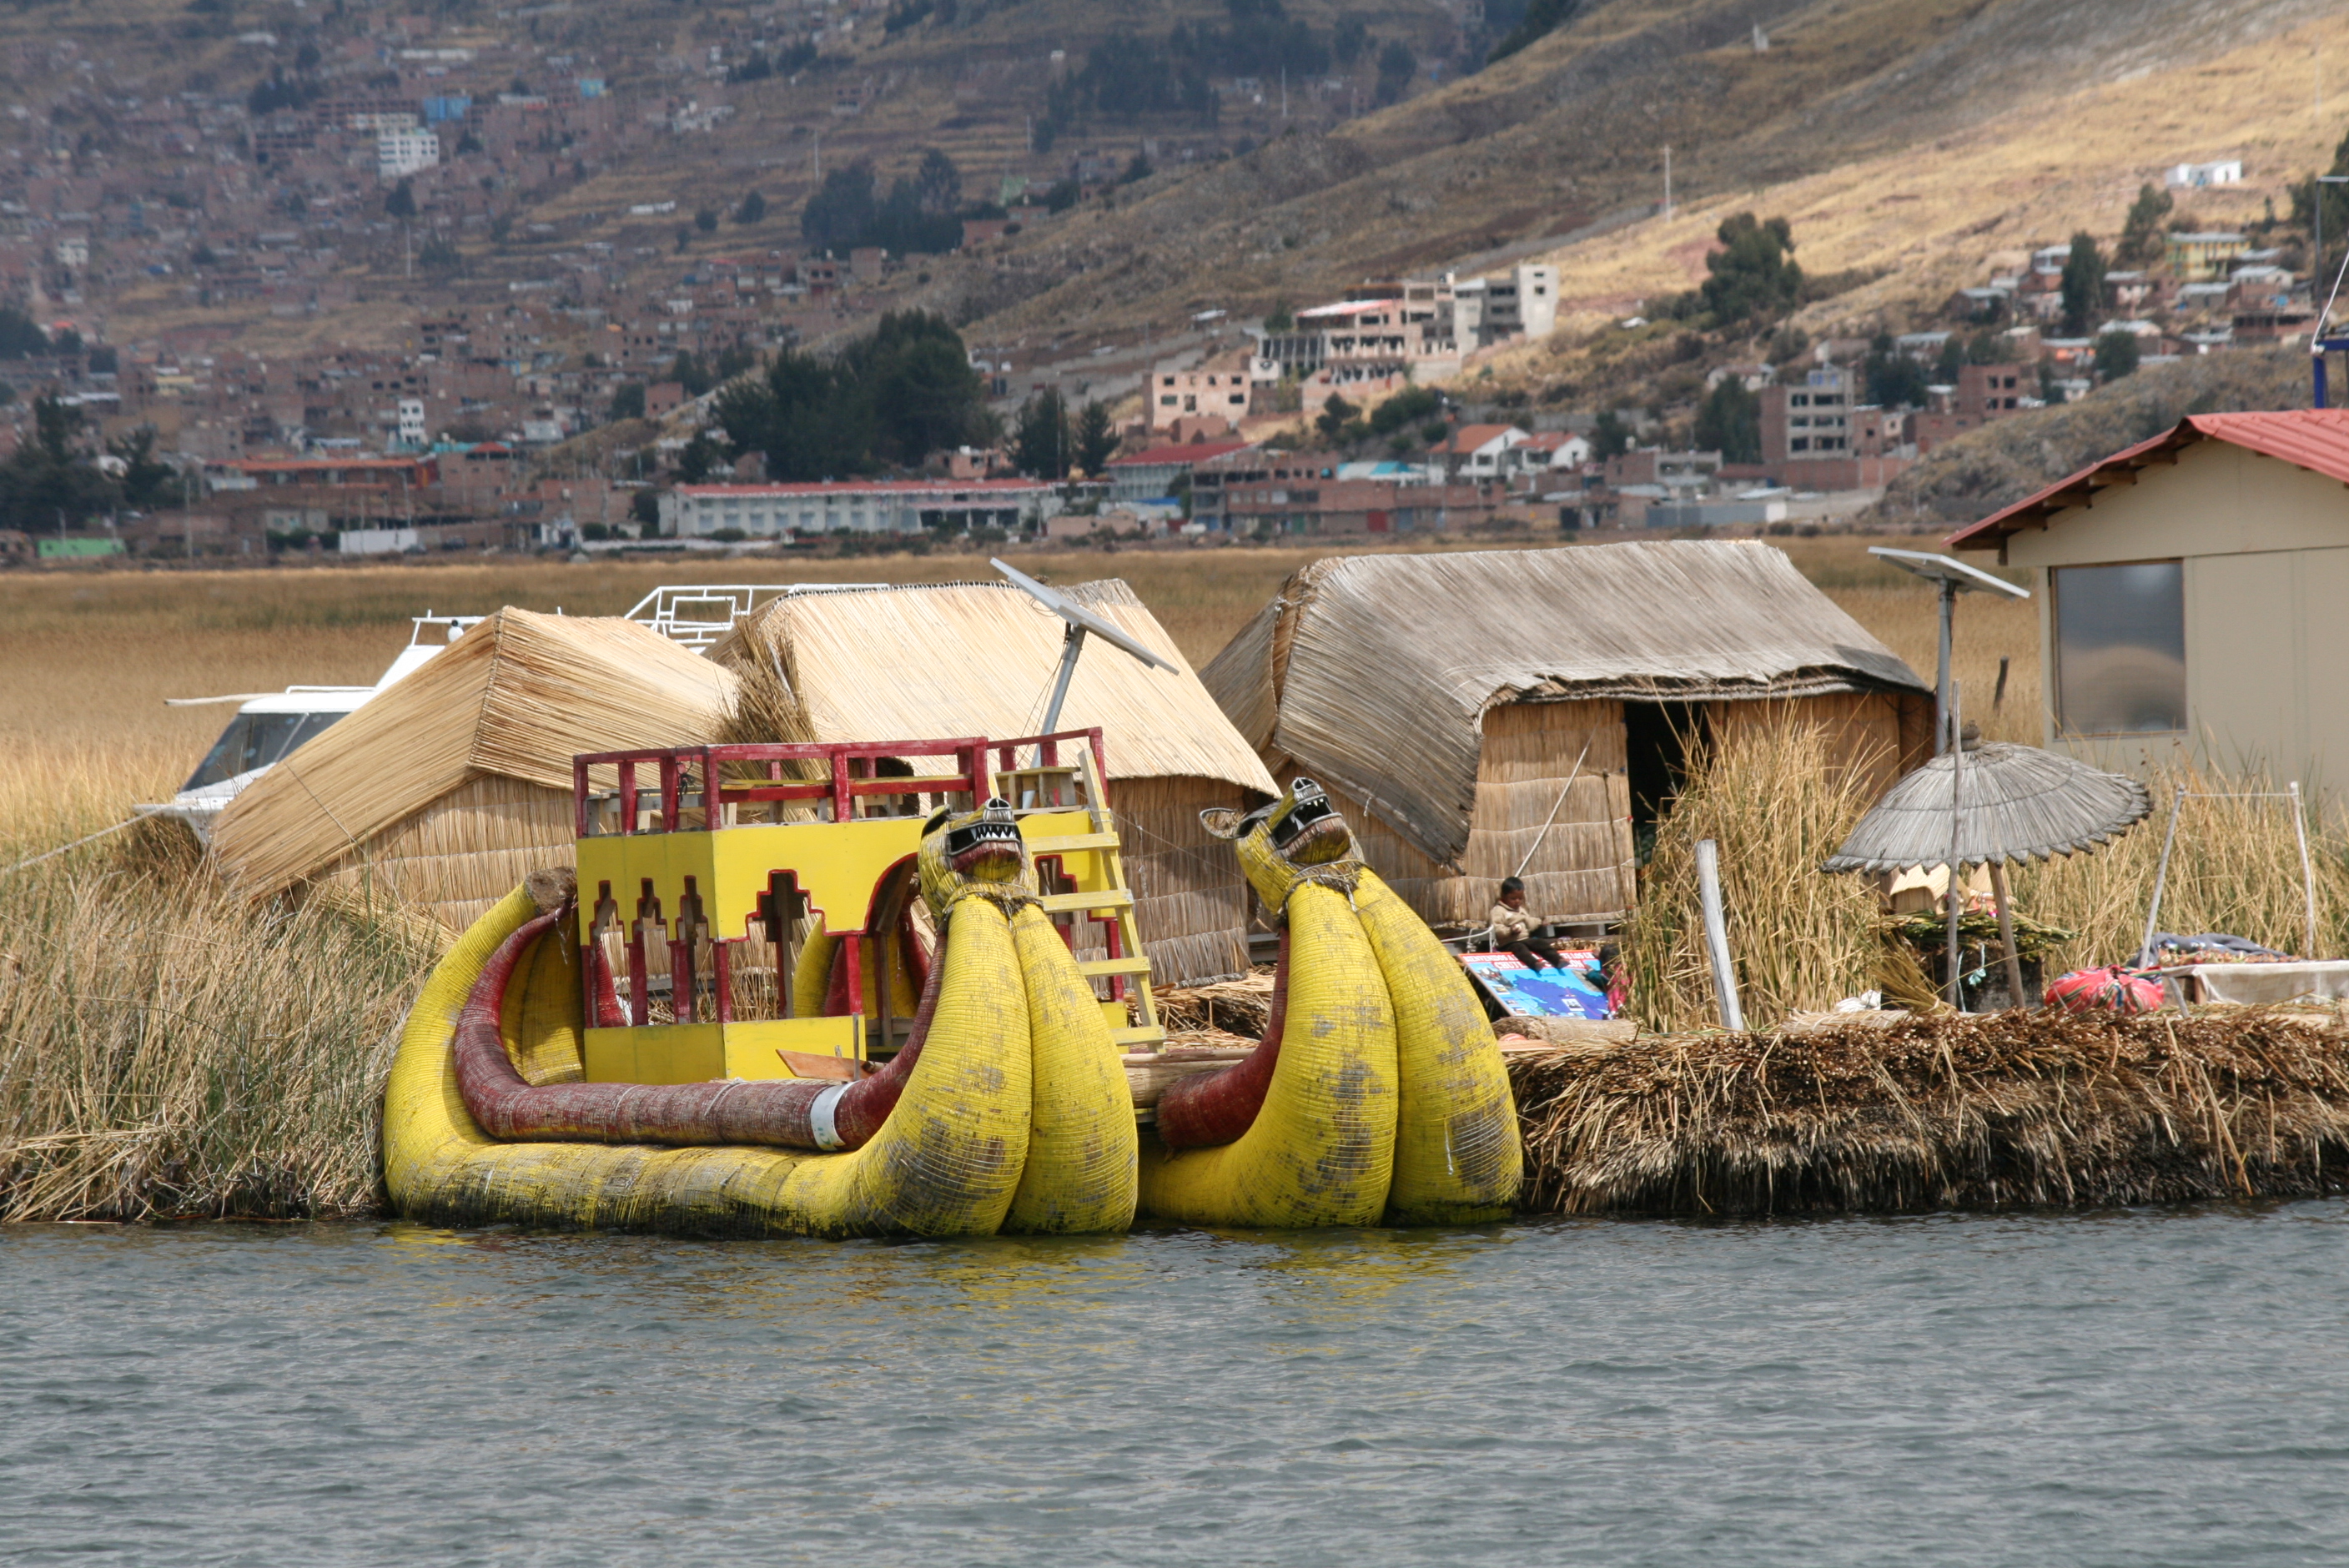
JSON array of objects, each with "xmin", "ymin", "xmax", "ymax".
[{"xmin": 385, "ymin": 737, "xmax": 1522, "ymax": 1236}]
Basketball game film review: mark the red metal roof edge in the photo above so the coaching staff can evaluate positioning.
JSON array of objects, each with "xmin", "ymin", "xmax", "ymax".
[
  {"xmin": 1946, "ymin": 410, "xmax": 2349, "ymax": 550},
  {"xmin": 1944, "ymin": 420, "xmax": 2200, "ymax": 550}
]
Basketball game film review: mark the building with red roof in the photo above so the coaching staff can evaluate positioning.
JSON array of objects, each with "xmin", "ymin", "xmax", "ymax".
[{"xmin": 1949, "ymin": 409, "xmax": 2349, "ymax": 784}]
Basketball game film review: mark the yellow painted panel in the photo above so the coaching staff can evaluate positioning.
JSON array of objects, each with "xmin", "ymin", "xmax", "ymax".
[
  {"xmin": 582, "ymin": 1023, "xmax": 725, "ymax": 1085},
  {"xmin": 722, "ymin": 1017, "xmax": 863, "ymax": 1079}
]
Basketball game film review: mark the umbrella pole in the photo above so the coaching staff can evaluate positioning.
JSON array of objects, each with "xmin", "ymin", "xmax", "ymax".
[
  {"xmin": 1944, "ymin": 683, "xmax": 1966, "ymax": 1010},
  {"xmin": 1988, "ymin": 859, "xmax": 2027, "ymax": 1009}
]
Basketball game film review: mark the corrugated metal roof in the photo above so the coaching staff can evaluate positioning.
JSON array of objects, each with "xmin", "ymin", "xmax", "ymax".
[
  {"xmin": 1201, "ymin": 541, "xmax": 1929, "ymax": 867},
  {"xmin": 1948, "ymin": 410, "xmax": 2349, "ymax": 550}
]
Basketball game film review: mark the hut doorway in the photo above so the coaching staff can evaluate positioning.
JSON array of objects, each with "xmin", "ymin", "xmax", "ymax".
[{"xmin": 1623, "ymin": 701, "xmax": 1711, "ymax": 861}]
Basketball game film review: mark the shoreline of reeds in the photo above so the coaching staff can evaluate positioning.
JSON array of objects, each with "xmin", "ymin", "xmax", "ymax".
[{"xmin": 1509, "ymin": 1008, "xmax": 2349, "ymax": 1216}]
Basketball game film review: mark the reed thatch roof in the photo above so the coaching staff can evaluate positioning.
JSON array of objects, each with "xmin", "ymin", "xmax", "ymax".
[
  {"xmin": 1822, "ymin": 742, "xmax": 2152, "ymax": 874},
  {"xmin": 1202, "ymin": 541, "xmax": 1929, "ymax": 866},
  {"xmin": 212, "ymin": 609, "xmax": 737, "ymax": 901},
  {"xmin": 712, "ymin": 580, "xmax": 1275, "ymax": 795}
]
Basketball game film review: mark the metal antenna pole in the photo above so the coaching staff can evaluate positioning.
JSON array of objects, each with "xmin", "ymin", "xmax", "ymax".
[
  {"xmin": 2139, "ymin": 790, "xmax": 2187, "ymax": 966},
  {"xmin": 1934, "ymin": 577, "xmax": 1956, "ymax": 754},
  {"xmin": 1039, "ymin": 621, "xmax": 1086, "ymax": 736},
  {"xmin": 2291, "ymin": 780, "xmax": 2317, "ymax": 957}
]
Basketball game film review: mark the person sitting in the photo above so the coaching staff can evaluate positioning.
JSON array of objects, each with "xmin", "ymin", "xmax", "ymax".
[{"xmin": 1489, "ymin": 877, "xmax": 1566, "ymax": 970}]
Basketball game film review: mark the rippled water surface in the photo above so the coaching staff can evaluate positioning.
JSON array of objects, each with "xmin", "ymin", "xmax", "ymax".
[{"xmin": 8, "ymin": 1209, "xmax": 2349, "ymax": 1565}]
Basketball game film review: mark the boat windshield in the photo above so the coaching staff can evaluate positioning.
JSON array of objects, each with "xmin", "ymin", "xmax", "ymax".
[{"xmin": 181, "ymin": 710, "xmax": 344, "ymax": 791}]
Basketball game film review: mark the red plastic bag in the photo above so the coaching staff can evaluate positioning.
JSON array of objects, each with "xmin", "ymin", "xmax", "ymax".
[{"xmin": 2045, "ymin": 964, "xmax": 2164, "ymax": 1015}]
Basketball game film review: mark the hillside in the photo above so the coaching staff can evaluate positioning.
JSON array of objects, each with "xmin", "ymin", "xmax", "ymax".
[{"xmin": 944, "ymin": 0, "xmax": 2345, "ymax": 393}]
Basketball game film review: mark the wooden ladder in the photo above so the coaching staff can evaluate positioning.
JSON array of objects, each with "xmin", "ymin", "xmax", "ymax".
[{"xmin": 998, "ymin": 743, "xmax": 1164, "ymax": 1052}]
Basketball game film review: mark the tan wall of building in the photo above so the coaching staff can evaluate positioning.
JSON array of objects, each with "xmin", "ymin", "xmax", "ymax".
[{"xmin": 2000, "ymin": 440, "xmax": 2349, "ymax": 789}]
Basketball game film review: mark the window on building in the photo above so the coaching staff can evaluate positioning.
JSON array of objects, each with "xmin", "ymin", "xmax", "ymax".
[{"xmin": 2053, "ymin": 560, "xmax": 2186, "ymax": 734}]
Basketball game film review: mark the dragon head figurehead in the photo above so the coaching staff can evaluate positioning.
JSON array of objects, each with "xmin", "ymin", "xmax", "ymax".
[
  {"xmin": 918, "ymin": 797, "xmax": 1035, "ymax": 920},
  {"xmin": 1200, "ymin": 777, "xmax": 1361, "ymax": 915}
]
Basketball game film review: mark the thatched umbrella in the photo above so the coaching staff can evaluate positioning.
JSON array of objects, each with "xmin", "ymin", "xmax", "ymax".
[{"xmin": 1823, "ymin": 733, "xmax": 2151, "ymax": 1007}]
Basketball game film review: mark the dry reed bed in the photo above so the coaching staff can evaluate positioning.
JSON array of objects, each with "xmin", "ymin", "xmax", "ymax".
[
  {"xmin": 1509, "ymin": 1008, "xmax": 2349, "ymax": 1217},
  {"xmin": 1, "ymin": 775, "xmax": 440, "ymax": 1221}
]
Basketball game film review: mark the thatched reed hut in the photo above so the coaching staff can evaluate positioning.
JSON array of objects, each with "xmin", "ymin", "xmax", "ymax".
[
  {"xmin": 1201, "ymin": 541, "xmax": 1934, "ymax": 931},
  {"xmin": 711, "ymin": 579, "xmax": 1278, "ymax": 984},
  {"xmin": 211, "ymin": 608, "xmax": 737, "ymax": 930}
]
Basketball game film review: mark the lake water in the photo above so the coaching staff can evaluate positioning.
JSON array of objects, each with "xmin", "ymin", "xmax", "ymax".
[{"xmin": 8, "ymin": 1208, "xmax": 2349, "ymax": 1566}]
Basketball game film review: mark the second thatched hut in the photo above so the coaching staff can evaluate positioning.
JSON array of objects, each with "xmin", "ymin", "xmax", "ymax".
[
  {"xmin": 210, "ymin": 608, "xmax": 738, "ymax": 929},
  {"xmin": 711, "ymin": 579, "xmax": 1278, "ymax": 985},
  {"xmin": 1201, "ymin": 540, "xmax": 1934, "ymax": 932}
]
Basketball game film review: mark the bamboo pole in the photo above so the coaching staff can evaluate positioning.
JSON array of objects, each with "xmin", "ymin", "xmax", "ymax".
[
  {"xmin": 1988, "ymin": 859, "xmax": 2027, "ymax": 1009},
  {"xmin": 1944, "ymin": 683, "xmax": 1965, "ymax": 1010},
  {"xmin": 1694, "ymin": 837, "xmax": 1743, "ymax": 1032}
]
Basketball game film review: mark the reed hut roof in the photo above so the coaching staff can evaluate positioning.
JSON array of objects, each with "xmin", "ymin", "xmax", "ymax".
[
  {"xmin": 712, "ymin": 580, "xmax": 1275, "ymax": 795},
  {"xmin": 1822, "ymin": 741, "xmax": 2152, "ymax": 873},
  {"xmin": 1202, "ymin": 541, "xmax": 1928, "ymax": 866},
  {"xmin": 211, "ymin": 609, "xmax": 737, "ymax": 900}
]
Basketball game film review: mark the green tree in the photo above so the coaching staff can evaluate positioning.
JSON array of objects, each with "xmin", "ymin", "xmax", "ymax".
[
  {"xmin": 1698, "ymin": 213, "xmax": 1803, "ymax": 327},
  {"xmin": 1014, "ymin": 388, "xmax": 1071, "ymax": 478},
  {"xmin": 1865, "ymin": 334, "xmax": 1930, "ymax": 408},
  {"xmin": 1264, "ymin": 300, "xmax": 1295, "ymax": 332},
  {"xmin": 1334, "ymin": 15, "xmax": 1368, "ymax": 65},
  {"xmin": 1590, "ymin": 410, "xmax": 1632, "ymax": 461},
  {"xmin": 1315, "ymin": 393, "xmax": 1359, "ymax": 444},
  {"xmin": 1691, "ymin": 377, "xmax": 1760, "ymax": 463},
  {"xmin": 0, "ymin": 394, "xmax": 120, "ymax": 533},
  {"xmin": 715, "ymin": 310, "xmax": 990, "ymax": 480},
  {"xmin": 802, "ymin": 162, "xmax": 877, "ymax": 252},
  {"xmin": 417, "ymin": 236, "xmax": 462, "ymax": 272},
  {"xmin": 1074, "ymin": 400, "xmax": 1118, "ymax": 474},
  {"xmin": 676, "ymin": 430, "xmax": 723, "ymax": 482},
  {"xmin": 607, "ymin": 381, "xmax": 646, "ymax": 423},
  {"xmin": 1488, "ymin": 0, "xmax": 1579, "ymax": 63},
  {"xmin": 736, "ymin": 188, "xmax": 767, "ymax": 225},
  {"xmin": 2094, "ymin": 329, "xmax": 2140, "ymax": 382},
  {"xmin": 695, "ymin": 205, "xmax": 719, "ymax": 234},
  {"xmin": 107, "ymin": 426, "xmax": 179, "ymax": 509},
  {"xmin": 384, "ymin": 179, "xmax": 416, "ymax": 219},
  {"xmin": 914, "ymin": 147, "xmax": 963, "ymax": 213},
  {"xmin": 2060, "ymin": 232, "xmax": 2105, "ymax": 338},
  {"xmin": 1369, "ymin": 384, "xmax": 1441, "ymax": 435},
  {"xmin": 670, "ymin": 350, "xmax": 712, "ymax": 396},
  {"xmin": 2117, "ymin": 182, "xmax": 2173, "ymax": 266},
  {"xmin": 1374, "ymin": 39, "xmax": 1416, "ymax": 105}
]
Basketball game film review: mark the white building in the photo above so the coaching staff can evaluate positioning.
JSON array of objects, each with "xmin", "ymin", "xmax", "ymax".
[
  {"xmin": 395, "ymin": 398, "xmax": 427, "ymax": 450},
  {"xmin": 377, "ymin": 128, "xmax": 441, "ymax": 180},
  {"xmin": 1450, "ymin": 264, "xmax": 1559, "ymax": 347},
  {"xmin": 661, "ymin": 479, "xmax": 1062, "ymax": 538},
  {"xmin": 2167, "ymin": 160, "xmax": 2243, "ymax": 188}
]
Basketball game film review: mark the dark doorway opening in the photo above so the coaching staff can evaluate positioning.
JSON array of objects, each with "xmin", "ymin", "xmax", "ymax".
[{"xmin": 1622, "ymin": 701, "xmax": 1710, "ymax": 862}]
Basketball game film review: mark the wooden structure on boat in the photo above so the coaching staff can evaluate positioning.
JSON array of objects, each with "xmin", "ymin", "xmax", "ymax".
[
  {"xmin": 1201, "ymin": 541, "xmax": 1934, "ymax": 931},
  {"xmin": 210, "ymin": 609, "xmax": 737, "ymax": 930},
  {"xmin": 569, "ymin": 729, "xmax": 1164, "ymax": 1083},
  {"xmin": 710, "ymin": 579, "xmax": 1277, "ymax": 985}
]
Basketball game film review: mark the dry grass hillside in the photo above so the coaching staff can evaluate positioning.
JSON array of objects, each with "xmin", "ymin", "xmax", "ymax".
[{"xmin": 960, "ymin": 0, "xmax": 2345, "ymax": 354}]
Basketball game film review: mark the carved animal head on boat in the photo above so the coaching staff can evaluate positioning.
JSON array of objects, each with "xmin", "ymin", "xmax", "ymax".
[
  {"xmin": 918, "ymin": 797, "xmax": 1035, "ymax": 918},
  {"xmin": 1200, "ymin": 777, "xmax": 1361, "ymax": 912}
]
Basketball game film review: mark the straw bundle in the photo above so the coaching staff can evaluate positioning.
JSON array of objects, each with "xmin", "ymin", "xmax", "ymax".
[
  {"xmin": 1509, "ymin": 1008, "xmax": 2349, "ymax": 1215},
  {"xmin": 1622, "ymin": 720, "xmax": 1895, "ymax": 1032},
  {"xmin": 1155, "ymin": 969, "xmax": 1276, "ymax": 1037},
  {"xmin": 210, "ymin": 610, "xmax": 737, "ymax": 920}
]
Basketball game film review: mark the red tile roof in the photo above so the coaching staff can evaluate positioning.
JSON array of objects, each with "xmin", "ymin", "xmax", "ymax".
[
  {"xmin": 1107, "ymin": 440, "xmax": 1255, "ymax": 467},
  {"xmin": 1947, "ymin": 409, "xmax": 2349, "ymax": 550}
]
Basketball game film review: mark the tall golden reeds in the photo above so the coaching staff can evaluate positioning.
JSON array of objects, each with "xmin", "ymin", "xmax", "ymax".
[
  {"xmin": 0, "ymin": 766, "xmax": 440, "ymax": 1222},
  {"xmin": 1621, "ymin": 720, "xmax": 1892, "ymax": 1033},
  {"xmin": 2013, "ymin": 756, "xmax": 2349, "ymax": 972}
]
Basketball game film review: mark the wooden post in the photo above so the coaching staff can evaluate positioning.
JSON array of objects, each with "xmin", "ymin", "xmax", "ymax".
[
  {"xmin": 1988, "ymin": 860, "xmax": 2027, "ymax": 1009},
  {"xmin": 1694, "ymin": 837, "xmax": 1743, "ymax": 1032}
]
